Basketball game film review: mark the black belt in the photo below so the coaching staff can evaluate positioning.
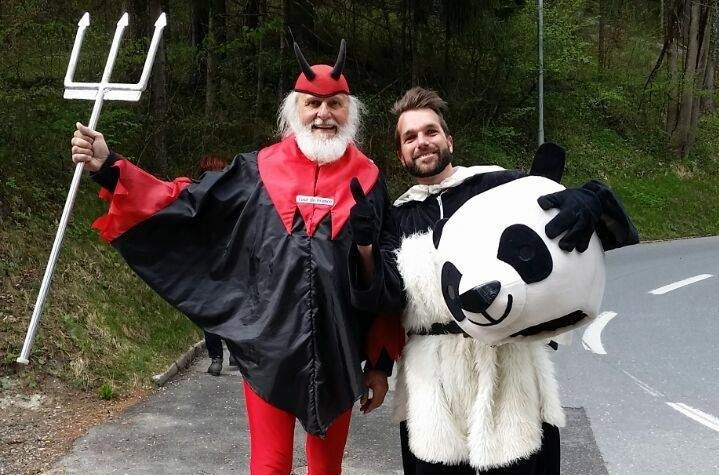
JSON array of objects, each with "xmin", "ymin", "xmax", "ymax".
[
  {"xmin": 407, "ymin": 322, "xmax": 471, "ymax": 338},
  {"xmin": 407, "ymin": 323, "xmax": 560, "ymax": 350}
]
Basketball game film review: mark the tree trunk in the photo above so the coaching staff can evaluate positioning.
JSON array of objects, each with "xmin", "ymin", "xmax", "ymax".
[
  {"xmin": 598, "ymin": 0, "xmax": 606, "ymax": 70},
  {"xmin": 254, "ymin": 0, "xmax": 267, "ymax": 124},
  {"xmin": 400, "ymin": 0, "xmax": 408, "ymax": 86},
  {"xmin": 149, "ymin": 0, "xmax": 168, "ymax": 174},
  {"xmin": 688, "ymin": 4, "xmax": 711, "ymax": 148},
  {"xmin": 667, "ymin": 39, "xmax": 679, "ymax": 135},
  {"xmin": 661, "ymin": 0, "xmax": 665, "ymax": 33},
  {"xmin": 191, "ymin": 0, "xmax": 210, "ymax": 90},
  {"xmin": 285, "ymin": 0, "xmax": 315, "ymax": 48},
  {"xmin": 704, "ymin": 0, "xmax": 719, "ymax": 111},
  {"xmin": 244, "ymin": 0, "xmax": 260, "ymax": 28},
  {"xmin": 277, "ymin": 0, "xmax": 287, "ymax": 105},
  {"xmin": 410, "ymin": 2, "xmax": 419, "ymax": 85},
  {"xmin": 123, "ymin": 0, "xmax": 148, "ymax": 41},
  {"xmin": 205, "ymin": 0, "xmax": 226, "ymax": 120},
  {"xmin": 672, "ymin": 0, "xmax": 700, "ymax": 157},
  {"xmin": 443, "ymin": 0, "xmax": 451, "ymax": 86},
  {"xmin": 665, "ymin": 0, "xmax": 681, "ymax": 136}
]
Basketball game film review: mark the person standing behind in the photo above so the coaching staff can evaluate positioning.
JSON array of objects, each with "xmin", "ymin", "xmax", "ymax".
[{"xmin": 193, "ymin": 154, "xmax": 240, "ymax": 376}]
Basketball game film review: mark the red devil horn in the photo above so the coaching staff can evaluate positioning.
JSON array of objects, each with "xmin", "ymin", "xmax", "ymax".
[
  {"xmin": 294, "ymin": 42, "xmax": 316, "ymax": 80},
  {"xmin": 331, "ymin": 39, "xmax": 346, "ymax": 80}
]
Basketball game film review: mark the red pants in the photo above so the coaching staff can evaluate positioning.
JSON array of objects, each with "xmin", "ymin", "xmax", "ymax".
[{"xmin": 243, "ymin": 381, "xmax": 352, "ymax": 475}]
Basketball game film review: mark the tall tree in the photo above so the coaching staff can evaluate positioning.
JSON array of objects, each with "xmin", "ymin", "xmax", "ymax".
[
  {"xmin": 670, "ymin": 0, "xmax": 714, "ymax": 157},
  {"xmin": 148, "ymin": 0, "xmax": 168, "ymax": 174},
  {"xmin": 702, "ymin": 0, "xmax": 719, "ymax": 111},
  {"xmin": 598, "ymin": 0, "xmax": 607, "ymax": 69},
  {"xmin": 191, "ymin": 0, "xmax": 210, "ymax": 90},
  {"xmin": 254, "ymin": 0, "xmax": 267, "ymax": 122},
  {"xmin": 205, "ymin": 0, "xmax": 227, "ymax": 119}
]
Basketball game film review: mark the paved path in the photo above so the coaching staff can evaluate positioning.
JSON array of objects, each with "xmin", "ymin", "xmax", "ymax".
[
  {"xmin": 44, "ymin": 348, "xmax": 604, "ymax": 474},
  {"xmin": 49, "ymin": 238, "xmax": 719, "ymax": 474},
  {"xmin": 43, "ymin": 347, "xmax": 403, "ymax": 475}
]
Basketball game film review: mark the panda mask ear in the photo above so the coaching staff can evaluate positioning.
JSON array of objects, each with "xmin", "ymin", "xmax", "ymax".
[
  {"xmin": 433, "ymin": 218, "xmax": 448, "ymax": 249},
  {"xmin": 530, "ymin": 142, "xmax": 565, "ymax": 183}
]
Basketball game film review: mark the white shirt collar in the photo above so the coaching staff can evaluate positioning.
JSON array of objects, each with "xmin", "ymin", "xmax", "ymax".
[{"xmin": 394, "ymin": 165, "xmax": 505, "ymax": 206}]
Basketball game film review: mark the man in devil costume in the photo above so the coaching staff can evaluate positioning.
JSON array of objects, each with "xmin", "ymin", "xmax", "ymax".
[
  {"xmin": 363, "ymin": 87, "xmax": 638, "ymax": 475},
  {"xmin": 70, "ymin": 41, "xmax": 400, "ymax": 475}
]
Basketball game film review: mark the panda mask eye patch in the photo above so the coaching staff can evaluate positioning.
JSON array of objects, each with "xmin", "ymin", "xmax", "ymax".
[{"xmin": 497, "ymin": 224, "xmax": 553, "ymax": 284}]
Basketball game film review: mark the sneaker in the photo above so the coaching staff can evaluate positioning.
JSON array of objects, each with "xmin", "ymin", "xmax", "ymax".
[
  {"xmin": 207, "ymin": 357, "xmax": 222, "ymax": 376},
  {"xmin": 228, "ymin": 354, "xmax": 239, "ymax": 367}
]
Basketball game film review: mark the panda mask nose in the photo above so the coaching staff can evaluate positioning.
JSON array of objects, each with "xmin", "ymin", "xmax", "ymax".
[{"xmin": 460, "ymin": 280, "xmax": 501, "ymax": 313}]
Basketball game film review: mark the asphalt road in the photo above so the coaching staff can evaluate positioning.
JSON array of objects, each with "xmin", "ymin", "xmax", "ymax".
[
  {"xmin": 556, "ymin": 236, "xmax": 719, "ymax": 475},
  {"xmin": 43, "ymin": 237, "xmax": 719, "ymax": 474}
]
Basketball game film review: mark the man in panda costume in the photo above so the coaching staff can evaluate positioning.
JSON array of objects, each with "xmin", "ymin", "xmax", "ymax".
[{"xmin": 363, "ymin": 87, "xmax": 638, "ymax": 475}]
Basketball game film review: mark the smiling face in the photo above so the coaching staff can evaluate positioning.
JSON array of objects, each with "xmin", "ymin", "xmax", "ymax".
[
  {"xmin": 396, "ymin": 108, "xmax": 454, "ymax": 184},
  {"xmin": 278, "ymin": 91, "xmax": 361, "ymax": 164},
  {"xmin": 297, "ymin": 92, "xmax": 349, "ymax": 139}
]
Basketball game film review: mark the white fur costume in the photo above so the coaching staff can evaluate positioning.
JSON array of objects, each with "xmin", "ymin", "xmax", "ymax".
[
  {"xmin": 390, "ymin": 166, "xmax": 585, "ymax": 470},
  {"xmin": 393, "ymin": 231, "xmax": 566, "ymax": 470}
]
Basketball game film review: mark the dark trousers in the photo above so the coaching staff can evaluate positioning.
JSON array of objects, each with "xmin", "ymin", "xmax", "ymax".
[
  {"xmin": 400, "ymin": 421, "xmax": 560, "ymax": 475},
  {"xmin": 204, "ymin": 330, "xmax": 223, "ymax": 359}
]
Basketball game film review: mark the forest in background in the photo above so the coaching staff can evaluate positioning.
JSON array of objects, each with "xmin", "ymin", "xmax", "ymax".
[{"xmin": 2, "ymin": 0, "xmax": 719, "ymax": 393}]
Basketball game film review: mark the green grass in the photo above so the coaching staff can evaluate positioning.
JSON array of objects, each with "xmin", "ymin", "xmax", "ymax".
[
  {"xmin": 612, "ymin": 173, "xmax": 719, "ymax": 240},
  {"xmin": 0, "ymin": 181, "xmax": 201, "ymax": 394}
]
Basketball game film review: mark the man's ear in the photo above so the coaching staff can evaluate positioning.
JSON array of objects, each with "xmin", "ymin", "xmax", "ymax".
[{"xmin": 447, "ymin": 135, "xmax": 454, "ymax": 154}]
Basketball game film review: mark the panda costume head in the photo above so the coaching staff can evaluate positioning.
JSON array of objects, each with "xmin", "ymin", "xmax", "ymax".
[{"xmin": 433, "ymin": 174, "xmax": 606, "ymax": 345}]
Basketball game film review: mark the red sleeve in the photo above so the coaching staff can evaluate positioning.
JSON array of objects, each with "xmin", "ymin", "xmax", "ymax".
[
  {"xmin": 91, "ymin": 159, "xmax": 192, "ymax": 242},
  {"xmin": 365, "ymin": 312, "xmax": 406, "ymax": 365}
]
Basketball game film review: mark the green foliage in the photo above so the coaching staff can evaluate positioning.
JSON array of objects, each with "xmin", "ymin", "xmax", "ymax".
[
  {"xmin": 1, "ymin": 0, "xmax": 718, "ymax": 394},
  {"xmin": 98, "ymin": 382, "xmax": 116, "ymax": 400}
]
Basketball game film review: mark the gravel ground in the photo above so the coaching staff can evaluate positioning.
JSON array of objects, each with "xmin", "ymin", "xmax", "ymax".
[{"xmin": 0, "ymin": 375, "xmax": 148, "ymax": 475}]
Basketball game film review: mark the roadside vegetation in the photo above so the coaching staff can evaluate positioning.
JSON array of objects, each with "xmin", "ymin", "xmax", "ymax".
[{"xmin": 1, "ymin": 0, "xmax": 718, "ymax": 396}]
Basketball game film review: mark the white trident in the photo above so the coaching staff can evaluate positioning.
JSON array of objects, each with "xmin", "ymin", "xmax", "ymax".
[{"xmin": 17, "ymin": 12, "xmax": 167, "ymax": 365}]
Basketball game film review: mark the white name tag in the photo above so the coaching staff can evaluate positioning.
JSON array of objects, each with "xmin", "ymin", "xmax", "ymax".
[{"xmin": 296, "ymin": 195, "xmax": 335, "ymax": 207}]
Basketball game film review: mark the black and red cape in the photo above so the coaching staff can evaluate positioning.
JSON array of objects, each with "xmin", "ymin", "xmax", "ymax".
[{"xmin": 90, "ymin": 136, "xmax": 400, "ymax": 436}]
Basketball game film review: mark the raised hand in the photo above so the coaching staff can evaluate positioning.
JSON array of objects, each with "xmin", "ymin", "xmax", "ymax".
[
  {"xmin": 349, "ymin": 177, "xmax": 379, "ymax": 246},
  {"xmin": 70, "ymin": 122, "xmax": 109, "ymax": 172},
  {"xmin": 537, "ymin": 186, "xmax": 602, "ymax": 252}
]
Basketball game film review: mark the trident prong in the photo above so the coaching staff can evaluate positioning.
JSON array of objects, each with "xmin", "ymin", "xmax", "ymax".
[
  {"xmin": 17, "ymin": 12, "xmax": 166, "ymax": 365},
  {"xmin": 64, "ymin": 12, "xmax": 167, "ymax": 102}
]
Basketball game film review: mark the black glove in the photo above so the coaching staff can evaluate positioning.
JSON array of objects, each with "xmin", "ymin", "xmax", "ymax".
[
  {"xmin": 537, "ymin": 185, "xmax": 602, "ymax": 252},
  {"xmin": 349, "ymin": 177, "xmax": 379, "ymax": 246},
  {"xmin": 582, "ymin": 180, "xmax": 639, "ymax": 250}
]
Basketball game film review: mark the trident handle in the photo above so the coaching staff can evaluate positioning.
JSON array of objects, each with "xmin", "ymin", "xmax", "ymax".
[
  {"xmin": 17, "ymin": 11, "xmax": 164, "ymax": 365},
  {"xmin": 16, "ymin": 96, "xmax": 105, "ymax": 365}
]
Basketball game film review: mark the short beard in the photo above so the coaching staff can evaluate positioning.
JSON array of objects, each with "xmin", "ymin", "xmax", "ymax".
[
  {"xmin": 405, "ymin": 147, "xmax": 453, "ymax": 178},
  {"xmin": 277, "ymin": 91, "xmax": 364, "ymax": 165}
]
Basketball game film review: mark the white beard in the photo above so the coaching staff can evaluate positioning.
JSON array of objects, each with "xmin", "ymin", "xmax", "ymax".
[
  {"xmin": 294, "ymin": 123, "xmax": 353, "ymax": 165},
  {"xmin": 278, "ymin": 91, "xmax": 361, "ymax": 165}
]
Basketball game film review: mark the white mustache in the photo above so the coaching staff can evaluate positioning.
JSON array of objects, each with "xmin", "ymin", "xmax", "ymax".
[{"xmin": 311, "ymin": 119, "xmax": 339, "ymax": 128}]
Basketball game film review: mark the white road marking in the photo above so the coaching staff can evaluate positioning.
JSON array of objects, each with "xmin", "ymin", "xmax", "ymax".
[
  {"xmin": 666, "ymin": 402, "xmax": 719, "ymax": 433},
  {"xmin": 621, "ymin": 370, "xmax": 664, "ymax": 398},
  {"xmin": 649, "ymin": 274, "xmax": 714, "ymax": 295},
  {"xmin": 581, "ymin": 311, "xmax": 618, "ymax": 355}
]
